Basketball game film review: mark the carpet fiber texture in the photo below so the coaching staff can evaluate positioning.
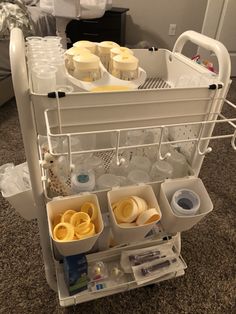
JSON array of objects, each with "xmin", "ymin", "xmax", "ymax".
[{"xmin": 0, "ymin": 81, "xmax": 235, "ymax": 314}]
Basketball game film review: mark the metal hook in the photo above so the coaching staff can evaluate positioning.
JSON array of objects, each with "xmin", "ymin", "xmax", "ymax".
[
  {"xmin": 115, "ymin": 130, "xmax": 125, "ymax": 166},
  {"xmin": 158, "ymin": 127, "xmax": 171, "ymax": 160},
  {"xmin": 197, "ymin": 123, "xmax": 212, "ymax": 156},
  {"xmin": 231, "ymin": 129, "xmax": 236, "ymax": 150}
]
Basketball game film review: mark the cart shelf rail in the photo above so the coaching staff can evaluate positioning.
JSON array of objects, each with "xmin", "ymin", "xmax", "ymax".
[{"xmin": 44, "ymin": 97, "xmax": 236, "ymax": 172}]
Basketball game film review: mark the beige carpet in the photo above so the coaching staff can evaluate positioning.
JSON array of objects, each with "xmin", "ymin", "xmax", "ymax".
[{"xmin": 0, "ymin": 81, "xmax": 235, "ymax": 314}]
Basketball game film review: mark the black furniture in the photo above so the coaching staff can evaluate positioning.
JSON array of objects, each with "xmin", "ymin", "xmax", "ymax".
[{"xmin": 66, "ymin": 7, "xmax": 129, "ymax": 46}]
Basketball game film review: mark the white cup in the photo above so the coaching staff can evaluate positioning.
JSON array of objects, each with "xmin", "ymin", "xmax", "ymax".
[
  {"xmin": 44, "ymin": 36, "xmax": 62, "ymax": 44},
  {"xmin": 49, "ymin": 56, "xmax": 67, "ymax": 85},
  {"xmin": 32, "ymin": 65, "xmax": 57, "ymax": 93},
  {"xmin": 97, "ymin": 41, "xmax": 120, "ymax": 70}
]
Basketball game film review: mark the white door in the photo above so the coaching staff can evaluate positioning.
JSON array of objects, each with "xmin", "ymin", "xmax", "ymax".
[{"xmin": 200, "ymin": 0, "xmax": 236, "ymax": 76}]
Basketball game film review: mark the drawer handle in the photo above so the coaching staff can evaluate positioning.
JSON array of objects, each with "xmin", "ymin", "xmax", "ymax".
[
  {"xmin": 83, "ymin": 20, "xmax": 99, "ymax": 24},
  {"xmin": 82, "ymin": 33, "xmax": 99, "ymax": 37}
]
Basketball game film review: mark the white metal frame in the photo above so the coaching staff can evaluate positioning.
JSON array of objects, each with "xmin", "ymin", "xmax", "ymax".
[{"xmin": 9, "ymin": 27, "xmax": 235, "ymax": 305}]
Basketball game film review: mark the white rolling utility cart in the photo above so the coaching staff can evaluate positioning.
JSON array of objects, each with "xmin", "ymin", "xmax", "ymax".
[{"xmin": 9, "ymin": 27, "xmax": 236, "ymax": 307}]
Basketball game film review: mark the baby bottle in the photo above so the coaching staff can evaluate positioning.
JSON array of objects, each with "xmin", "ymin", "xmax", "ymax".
[
  {"xmin": 73, "ymin": 53, "xmax": 101, "ymax": 82},
  {"xmin": 109, "ymin": 46, "xmax": 134, "ymax": 73},
  {"xmin": 64, "ymin": 46, "xmax": 90, "ymax": 72},
  {"xmin": 112, "ymin": 54, "xmax": 139, "ymax": 81},
  {"xmin": 97, "ymin": 41, "xmax": 120, "ymax": 70}
]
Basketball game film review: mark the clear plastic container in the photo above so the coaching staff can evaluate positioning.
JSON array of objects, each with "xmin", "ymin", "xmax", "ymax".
[
  {"xmin": 64, "ymin": 46, "xmax": 91, "ymax": 72},
  {"xmin": 49, "ymin": 56, "xmax": 67, "ymax": 85},
  {"xmin": 97, "ymin": 41, "xmax": 120, "ymax": 70},
  {"xmin": 112, "ymin": 54, "xmax": 139, "ymax": 81},
  {"xmin": 73, "ymin": 54, "xmax": 101, "ymax": 82},
  {"xmin": 32, "ymin": 65, "xmax": 57, "ymax": 93},
  {"xmin": 109, "ymin": 47, "xmax": 134, "ymax": 73}
]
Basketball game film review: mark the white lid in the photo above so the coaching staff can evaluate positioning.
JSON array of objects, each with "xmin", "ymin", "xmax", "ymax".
[
  {"xmin": 73, "ymin": 54, "xmax": 100, "ymax": 70},
  {"xmin": 98, "ymin": 41, "xmax": 120, "ymax": 54},
  {"xmin": 113, "ymin": 54, "xmax": 139, "ymax": 71},
  {"xmin": 110, "ymin": 47, "xmax": 134, "ymax": 59},
  {"xmin": 171, "ymin": 188, "xmax": 200, "ymax": 216},
  {"xmin": 73, "ymin": 40, "xmax": 97, "ymax": 53},
  {"xmin": 71, "ymin": 171, "xmax": 95, "ymax": 192},
  {"xmin": 65, "ymin": 46, "xmax": 91, "ymax": 57}
]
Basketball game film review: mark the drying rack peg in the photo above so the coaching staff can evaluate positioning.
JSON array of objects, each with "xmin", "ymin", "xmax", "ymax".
[
  {"xmin": 158, "ymin": 127, "xmax": 171, "ymax": 160},
  {"xmin": 115, "ymin": 130, "xmax": 125, "ymax": 166},
  {"xmin": 231, "ymin": 130, "xmax": 236, "ymax": 150},
  {"xmin": 196, "ymin": 122, "xmax": 213, "ymax": 156}
]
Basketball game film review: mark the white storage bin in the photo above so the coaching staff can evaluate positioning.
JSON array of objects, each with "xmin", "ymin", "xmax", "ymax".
[
  {"xmin": 159, "ymin": 177, "xmax": 213, "ymax": 233},
  {"xmin": 107, "ymin": 185, "xmax": 162, "ymax": 244},
  {"xmin": 0, "ymin": 162, "xmax": 36, "ymax": 221},
  {"xmin": 47, "ymin": 193, "xmax": 104, "ymax": 256},
  {"xmin": 2, "ymin": 189, "xmax": 37, "ymax": 221}
]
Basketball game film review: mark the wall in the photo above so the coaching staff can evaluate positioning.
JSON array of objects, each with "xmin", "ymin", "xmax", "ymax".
[{"xmin": 113, "ymin": 0, "xmax": 207, "ymax": 56}]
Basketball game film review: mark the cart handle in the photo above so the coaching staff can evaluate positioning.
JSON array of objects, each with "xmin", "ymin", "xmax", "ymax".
[{"xmin": 173, "ymin": 30, "xmax": 231, "ymax": 84}]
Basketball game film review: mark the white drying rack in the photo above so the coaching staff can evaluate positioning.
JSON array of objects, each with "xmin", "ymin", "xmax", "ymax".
[{"xmin": 9, "ymin": 28, "xmax": 236, "ymax": 306}]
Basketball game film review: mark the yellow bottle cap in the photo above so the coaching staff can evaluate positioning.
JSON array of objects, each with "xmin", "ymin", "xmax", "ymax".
[
  {"xmin": 98, "ymin": 41, "xmax": 120, "ymax": 54},
  {"xmin": 75, "ymin": 222, "xmax": 95, "ymax": 239},
  {"xmin": 80, "ymin": 202, "xmax": 98, "ymax": 221},
  {"xmin": 73, "ymin": 53, "xmax": 100, "ymax": 70},
  {"xmin": 73, "ymin": 40, "xmax": 97, "ymax": 54},
  {"xmin": 53, "ymin": 222, "xmax": 75, "ymax": 241},
  {"xmin": 61, "ymin": 209, "xmax": 77, "ymax": 223},
  {"xmin": 70, "ymin": 211, "xmax": 90, "ymax": 227},
  {"xmin": 113, "ymin": 54, "xmax": 138, "ymax": 71},
  {"xmin": 110, "ymin": 47, "xmax": 134, "ymax": 59}
]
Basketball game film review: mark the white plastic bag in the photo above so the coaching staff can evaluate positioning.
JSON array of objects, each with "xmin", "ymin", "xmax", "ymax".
[
  {"xmin": 80, "ymin": 0, "xmax": 107, "ymax": 19},
  {"xmin": 40, "ymin": 0, "xmax": 54, "ymax": 14},
  {"xmin": 0, "ymin": 162, "xmax": 31, "ymax": 197},
  {"xmin": 48, "ymin": 0, "xmax": 112, "ymax": 19}
]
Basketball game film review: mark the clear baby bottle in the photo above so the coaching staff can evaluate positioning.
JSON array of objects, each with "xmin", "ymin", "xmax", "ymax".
[
  {"xmin": 112, "ymin": 54, "xmax": 139, "ymax": 81},
  {"xmin": 73, "ymin": 53, "xmax": 101, "ymax": 82},
  {"xmin": 97, "ymin": 41, "xmax": 120, "ymax": 70}
]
